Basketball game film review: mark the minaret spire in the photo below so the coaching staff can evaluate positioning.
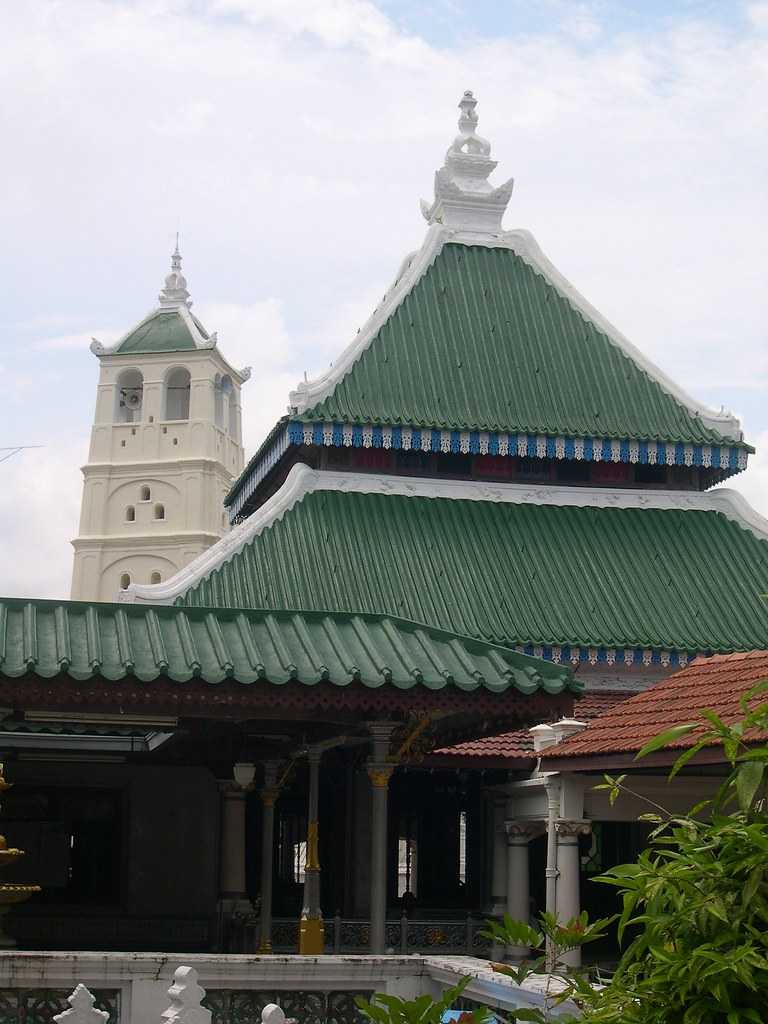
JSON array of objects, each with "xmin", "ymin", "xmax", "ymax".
[
  {"xmin": 158, "ymin": 239, "xmax": 192, "ymax": 309},
  {"xmin": 420, "ymin": 90, "xmax": 514, "ymax": 234}
]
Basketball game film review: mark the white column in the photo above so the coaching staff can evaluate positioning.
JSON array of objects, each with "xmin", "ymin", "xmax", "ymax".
[
  {"xmin": 555, "ymin": 820, "xmax": 591, "ymax": 968},
  {"xmin": 367, "ymin": 722, "xmax": 395, "ymax": 954},
  {"xmin": 219, "ymin": 783, "xmax": 247, "ymax": 904},
  {"xmin": 299, "ymin": 748, "xmax": 325, "ymax": 953},
  {"xmin": 490, "ymin": 797, "xmax": 507, "ymax": 915},
  {"xmin": 504, "ymin": 821, "xmax": 542, "ymax": 960},
  {"xmin": 258, "ymin": 761, "xmax": 280, "ymax": 953}
]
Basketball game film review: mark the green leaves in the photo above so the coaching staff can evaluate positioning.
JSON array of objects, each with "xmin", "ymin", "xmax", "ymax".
[
  {"xmin": 355, "ymin": 978, "xmax": 493, "ymax": 1024},
  {"xmin": 736, "ymin": 761, "xmax": 765, "ymax": 812},
  {"xmin": 480, "ymin": 913, "xmax": 543, "ymax": 951},
  {"xmin": 635, "ymin": 723, "xmax": 698, "ymax": 759}
]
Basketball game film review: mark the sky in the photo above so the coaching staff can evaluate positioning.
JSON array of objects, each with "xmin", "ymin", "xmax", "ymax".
[{"xmin": 0, "ymin": 0, "xmax": 766, "ymax": 599}]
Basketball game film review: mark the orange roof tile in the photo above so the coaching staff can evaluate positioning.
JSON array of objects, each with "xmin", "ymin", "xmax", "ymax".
[
  {"xmin": 435, "ymin": 691, "xmax": 632, "ymax": 761},
  {"xmin": 542, "ymin": 650, "xmax": 768, "ymax": 761}
]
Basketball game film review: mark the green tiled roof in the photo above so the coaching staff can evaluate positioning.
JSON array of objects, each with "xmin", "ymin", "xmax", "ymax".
[
  {"xmin": 303, "ymin": 244, "xmax": 743, "ymax": 448},
  {"xmin": 116, "ymin": 310, "xmax": 205, "ymax": 354},
  {"xmin": 0, "ymin": 600, "xmax": 574, "ymax": 694},
  {"xmin": 180, "ymin": 490, "xmax": 768, "ymax": 654}
]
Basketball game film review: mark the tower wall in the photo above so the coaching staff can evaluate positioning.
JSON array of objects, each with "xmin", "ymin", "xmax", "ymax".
[{"xmin": 71, "ymin": 349, "xmax": 246, "ymax": 601}]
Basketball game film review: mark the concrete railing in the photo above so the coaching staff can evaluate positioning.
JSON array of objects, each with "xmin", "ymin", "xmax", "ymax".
[{"xmin": 0, "ymin": 953, "xmax": 579, "ymax": 1024}]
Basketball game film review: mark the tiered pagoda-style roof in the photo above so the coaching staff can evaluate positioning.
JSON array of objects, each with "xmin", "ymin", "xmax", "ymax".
[
  {"xmin": 123, "ymin": 91, "xmax": 767, "ymax": 675},
  {"xmin": 128, "ymin": 464, "xmax": 768, "ymax": 666},
  {"xmin": 0, "ymin": 597, "xmax": 578, "ymax": 739},
  {"xmin": 226, "ymin": 92, "xmax": 747, "ymax": 520}
]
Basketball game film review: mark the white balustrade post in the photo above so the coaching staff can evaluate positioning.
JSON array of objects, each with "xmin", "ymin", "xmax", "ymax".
[
  {"xmin": 161, "ymin": 966, "xmax": 211, "ymax": 1024},
  {"xmin": 53, "ymin": 986, "xmax": 109, "ymax": 1024},
  {"xmin": 261, "ymin": 1007, "xmax": 286, "ymax": 1024},
  {"xmin": 262, "ymin": 1006, "xmax": 297, "ymax": 1024}
]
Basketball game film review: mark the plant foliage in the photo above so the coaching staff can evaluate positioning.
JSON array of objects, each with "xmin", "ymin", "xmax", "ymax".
[
  {"xmin": 581, "ymin": 679, "xmax": 768, "ymax": 1023},
  {"xmin": 355, "ymin": 978, "xmax": 492, "ymax": 1024}
]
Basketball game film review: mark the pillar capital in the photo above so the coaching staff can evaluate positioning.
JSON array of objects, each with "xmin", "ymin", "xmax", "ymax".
[
  {"xmin": 505, "ymin": 820, "xmax": 545, "ymax": 844},
  {"xmin": 555, "ymin": 819, "xmax": 591, "ymax": 840},
  {"xmin": 218, "ymin": 780, "xmax": 247, "ymax": 799},
  {"xmin": 260, "ymin": 760, "xmax": 284, "ymax": 807},
  {"xmin": 367, "ymin": 765, "xmax": 394, "ymax": 789}
]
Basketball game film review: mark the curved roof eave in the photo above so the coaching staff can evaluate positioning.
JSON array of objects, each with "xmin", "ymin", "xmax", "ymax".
[{"xmin": 123, "ymin": 462, "xmax": 768, "ymax": 608}]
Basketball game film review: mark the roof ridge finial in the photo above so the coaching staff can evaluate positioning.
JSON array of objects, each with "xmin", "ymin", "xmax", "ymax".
[
  {"xmin": 420, "ymin": 90, "xmax": 514, "ymax": 235},
  {"xmin": 159, "ymin": 238, "xmax": 192, "ymax": 309}
]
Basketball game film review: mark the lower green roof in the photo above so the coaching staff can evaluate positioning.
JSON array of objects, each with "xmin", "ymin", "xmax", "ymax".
[
  {"xmin": 179, "ymin": 490, "xmax": 768, "ymax": 654},
  {"xmin": 0, "ymin": 600, "xmax": 574, "ymax": 694}
]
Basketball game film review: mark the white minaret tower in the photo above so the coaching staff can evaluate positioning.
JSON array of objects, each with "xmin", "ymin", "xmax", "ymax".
[{"xmin": 71, "ymin": 245, "xmax": 250, "ymax": 602}]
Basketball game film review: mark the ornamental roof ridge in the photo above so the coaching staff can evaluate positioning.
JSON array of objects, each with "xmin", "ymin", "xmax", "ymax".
[{"xmin": 123, "ymin": 463, "xmax": 768, "ymax": 607}]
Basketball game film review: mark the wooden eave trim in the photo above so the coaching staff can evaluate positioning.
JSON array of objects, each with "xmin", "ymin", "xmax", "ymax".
[{"xmin": 0, "ymin": 675, "xmax": 572, "ymax": 724}]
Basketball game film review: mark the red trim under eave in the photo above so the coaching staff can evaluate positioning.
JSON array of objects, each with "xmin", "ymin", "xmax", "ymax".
[{"xmin": 0, "ymin": 674, "xmax": 573, "ymax": 723}]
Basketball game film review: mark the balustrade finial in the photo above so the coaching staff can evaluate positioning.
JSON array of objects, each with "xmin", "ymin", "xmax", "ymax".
[
  {"xmin": 161, "ymin": 966, "xmax": 211, "ymax": 1024},
  {"xmin": 53, "ymin": 985, "xmax": 109, "ymax": 1024}
]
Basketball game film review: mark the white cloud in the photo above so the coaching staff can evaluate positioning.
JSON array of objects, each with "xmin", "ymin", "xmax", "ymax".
[
  {"xmin": 33, "ymin": 329, "xmax": 120, "ymax": 352},
  {"xmin": 0, "ymin": 0, "xmax": 767, "ymax": 599},
  {"xmin": 0, "ymin": 439, "xmax": 87, "ymax": 600},
  {"xmin": 747, "ymin": 3, "xmax": 768, "ymax": 30},
  {"xmin": 727, "ymin": 431, "xmax": 768, "ymax": 515}
]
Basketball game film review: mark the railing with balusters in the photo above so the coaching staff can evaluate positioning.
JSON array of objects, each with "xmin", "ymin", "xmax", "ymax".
[
  {"xmin": 227, "ymin": 913, "xmax": 494, "ymax": 955},
  {"xmin": 0, "ymin": 952, "xmax": 579, "ymax": 1024}
]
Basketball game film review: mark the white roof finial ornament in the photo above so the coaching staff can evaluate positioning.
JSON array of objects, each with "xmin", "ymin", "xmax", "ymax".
[
  {"xmin": 420, "ymin": 91, "xmax": 514, "ymax": 235},
  {"xmin": 159, "ymin": 239, "xmax": 193, "ymax": 309}
]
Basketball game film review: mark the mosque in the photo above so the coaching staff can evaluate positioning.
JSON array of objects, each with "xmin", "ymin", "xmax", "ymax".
[{"xmin": 1, "ymin": 91, "xmax": 767, "ymax": 962}]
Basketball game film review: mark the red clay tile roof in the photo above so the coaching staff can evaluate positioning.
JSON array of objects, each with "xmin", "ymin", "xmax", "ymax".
[
  {"xmin": 435, "ymin": 729, "xmax": 536, "ymax": 760},
  {"xmin": 541, "ymin": 650, "xmax": 768, "ymax": 761},
  {"xmin": 435, "ymin": 690, "xmax": 632, "ymax": 760},
  {"xmin": 573, "ymin": 691, "xmax": 635, "ymax": 718}
]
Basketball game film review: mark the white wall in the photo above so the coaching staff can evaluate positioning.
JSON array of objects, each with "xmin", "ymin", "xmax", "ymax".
[{"xmin": 72, "ymin": 348, "xmax": 246, "ymax": 601}]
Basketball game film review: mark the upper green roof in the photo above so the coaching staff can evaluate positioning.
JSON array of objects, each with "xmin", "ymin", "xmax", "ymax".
[
  {"xmin": 179, "ymin": 488, "xmax": 768, "ymax": 654},
  {"xmin": 302, "ymin": 244, "xmax": 743, "ymax": 448},
  {"xmin": 0, "ymin": 599, "xmax": 574, "ymax": 694},
  {"xmin": 115, "ymin": 310, "xmax": 205, "ymax": 354}
]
